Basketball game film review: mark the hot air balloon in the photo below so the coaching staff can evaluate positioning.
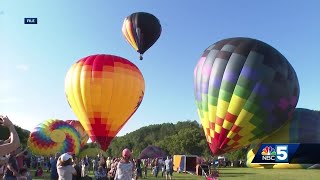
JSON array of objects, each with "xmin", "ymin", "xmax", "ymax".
[
  {"xmin": 28, "ymin": 119, "xmax": 81, "ymax": 156},
  {"xmin": 122, "ymin": 12, "xmax": 162, "ymax": 60},
  {"xmin": 65, "ymin": 54, "xmax": 145, "ymax": 151},
  {"xmin": 194, "ymin": 37, "xmax": 300, "ymax": 155},
  {"xmin": 246, "ymin": 108, "xmax": 320, "ymax": 169},
  {"xmin": 66, "ymin": 120, "xmax": 89, "ymax": 148}
]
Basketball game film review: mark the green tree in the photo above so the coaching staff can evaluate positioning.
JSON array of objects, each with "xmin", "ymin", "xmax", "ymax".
[
  {"xmin": 225, "ymin": 147, "xmax": 249, "ymax": 161},
  {"xmin": 106, "ymin": 120, "xmax": 212, "ymax": 158}
]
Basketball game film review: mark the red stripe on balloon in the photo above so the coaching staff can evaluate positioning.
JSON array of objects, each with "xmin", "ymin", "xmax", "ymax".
[{"xmin": 225, "ymin": 112, "xmax": 237, "ymax": 123}]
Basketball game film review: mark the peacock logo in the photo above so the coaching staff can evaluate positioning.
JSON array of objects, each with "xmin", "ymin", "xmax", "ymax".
[{"xmin": 261, "ymin": 146, "xmax": 276, "ymax": 156}]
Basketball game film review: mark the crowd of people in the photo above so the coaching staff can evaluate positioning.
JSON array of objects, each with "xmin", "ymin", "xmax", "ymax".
[
  {"xmin": 1, "ymin": 115, "xmax": 32, "ymax": 180},
  {"xmin": 49, "ymin": 149, "xmax": 174, "ymax": 180},
  {"xmin": 0, "ymin": 115, "xmax": 175, "ymax": 180}
]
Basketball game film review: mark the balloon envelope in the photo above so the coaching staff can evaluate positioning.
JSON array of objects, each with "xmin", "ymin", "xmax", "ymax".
[
  {"xmin": 246, "ymin": 108, "xmax": 320, "ymax": 169},
  {"xmin": 194, "ymin": 37, "xmax": 299, "ymax": 155},
  {"xmin": 66, "ymin": 120, "xmax": 89, "ymax": 148},
  {"xmin": 122, "ymin": 12, "xmax": 162, "ymax": 60},
  {"xmin": 28, "ymin": 119, "xmax": 81, "ymax": 156},
  {"xmin": 65, "ymin": 54, "xmax": 145, "ymax": 151}
]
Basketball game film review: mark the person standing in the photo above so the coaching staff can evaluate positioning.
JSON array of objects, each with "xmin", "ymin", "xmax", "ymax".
[
  {"xmin": 106, "ymin": 157, "xmax": 111, "ymax": 173},
  {"xmin": 50, "ymin": 153, "xmax": 61, "ymax": 180},
  {"xmin": 80, "ymin": 158, "xmax": 88, "ymax": 177},
  {"xmin": 114, "ymin": 149, "xmax": 134, "ymax": 180},
  {"xmin": 0, "ymin": 140, "xmax": 10, "ymax": 180},
  {"xmin": 71, "ymin": 155, "xmax": 81, "ymax": 180},
  {"xmin": 0, "ymin": 116, "xmax": 21, "ymax": 157},
  {"xmin": 57, "ymin": 153, "xmax": 77, "ymax": 180},
  {"xmin": 153, "ymin": 158, "xmax": 160, "ymax": 178},
  {"xmin": 142, "ymin": 159, "xmax": 147, "ymax": 179},
  {"xmin": 165, "ymin": 156, "xmax": 173, "ymax": 180},
  {"xmin": 3, "ymin": 150, "xmax": 19, "ymax": 180},
  {"xmin": 135, "ymin": 159, "xmax": 142, "ymax": 179},
  {"xmin": 15, "ymin": 147, "xmax": 28, "ymax": 170},
  {"xmin": 92, "ymin": 159, "xmax": 97, "ymax": 173}
]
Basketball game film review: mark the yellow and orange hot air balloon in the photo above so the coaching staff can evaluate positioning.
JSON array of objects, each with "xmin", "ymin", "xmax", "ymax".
[{"xmin": 65, "ymin": 54, "xmax": 145, "ymax": 150}]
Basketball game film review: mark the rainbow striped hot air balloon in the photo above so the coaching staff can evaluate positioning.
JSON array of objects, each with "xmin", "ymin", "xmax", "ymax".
[
  {"xmin": 28, "ymin": 119, "xmax": 81, "ymax": 156},
  {"xmin": 194, "ymin": 37, "xmax": 300, "ymax": 155},
  {"xmin": 66, "ymin": 120, "xmax": 89, "ymax": 148},
  {"xmin": 246, "ymin": 108, "xmax": 320, "ymax": 169},
  {"xmin": 65, "ymin": 54, "xmax": 145, "ymax": 151}
]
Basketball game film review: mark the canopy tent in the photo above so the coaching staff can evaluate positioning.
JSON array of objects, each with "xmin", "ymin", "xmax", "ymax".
[{"xmin": 138, "ymin": 145, "xmax": 167, "ymax": 159}]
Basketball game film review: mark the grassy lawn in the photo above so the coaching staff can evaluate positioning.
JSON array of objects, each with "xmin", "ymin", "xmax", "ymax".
[
  {"xmin": 30, "ymin": 168, "xmax": 320, "ymax": 180},
  {"xmin": 217, "ymin": 168, "xmax": 320, "ymax": 180}
]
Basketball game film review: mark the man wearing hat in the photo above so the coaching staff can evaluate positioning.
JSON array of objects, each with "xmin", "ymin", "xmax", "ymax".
[{"xmin": 57, "ymin": 153, "xmax": 77, "ymax": 180}]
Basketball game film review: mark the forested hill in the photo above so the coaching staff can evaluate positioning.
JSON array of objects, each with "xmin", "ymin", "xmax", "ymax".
[{"xmin": 105, "ymin": 120, "xmax": 212, "ymax": 158}]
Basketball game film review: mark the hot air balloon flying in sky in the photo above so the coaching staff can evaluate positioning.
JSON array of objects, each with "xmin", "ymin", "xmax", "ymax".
[
  {"xmin": 194, "ymin": 37, "xmax": 300, "ymax": 155},
  {"xmin": 65, "ymin": 54, "xmax": 145, "ymax": 151},
  {"xmin": 122, "ymin": 12, "xmax": 162, "ymax": 60},
  {"xmin": 246, "ymin": 108, "xmax": 320, "ymax": 169}
]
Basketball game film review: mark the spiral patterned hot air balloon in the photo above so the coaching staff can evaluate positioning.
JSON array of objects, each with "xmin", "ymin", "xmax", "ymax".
[
  {"xmin": 66, "ymin": 120, "xmax": 89, "ymax": 148},
  {"xmin": 246, "ymin": 108, "xmax": 320, "ymax": 169},
  {"xmin": 28, "ymin": 119, "xmax": 81, "ymax": 156},
  {"xmin": 194, "ymin": 37, "xmax": 299, "ymax": 155},
  {"xmin": 65, "ymin": 54, "xmax": 145, "ymax": 151}
]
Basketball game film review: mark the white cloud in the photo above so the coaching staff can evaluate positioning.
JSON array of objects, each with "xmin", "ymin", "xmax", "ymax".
[{"xmin": 16, "ymin": 64, "xmax": 29, "ymax": 71}]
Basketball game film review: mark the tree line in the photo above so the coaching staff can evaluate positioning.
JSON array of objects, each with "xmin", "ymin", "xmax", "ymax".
[
  {"xmin": 0, "ymin": 121, "xmax": 247, "ymax": 161},
  {"xmin": 103, "ymin": 120, "xmax": 247, "ymax": 161}
]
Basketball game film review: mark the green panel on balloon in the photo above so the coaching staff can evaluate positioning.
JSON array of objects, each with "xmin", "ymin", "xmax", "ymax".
[
  {"xmin": 220, "ymin": 81, "xmax": 236, "ymax": 94},
  {"xmin": 243, "ymin": 101, "xmax": 259, "ymax": 113},
  {"xmin": 201, "ymin": 95, "xmax": 209, "ymax": 111},
  {"xmin": 209, "ymin": 88, "xmax": 220, "ymax": 99},
  {"xmin": 237, "ymin": 76, "xmax": 255, "ymax": 91},
  {"xmin": 208, "ymin": 96, "xmax": 218, "ymax": 106},
  {"xmin": 218, "ymin": 89, "xmax": 232, "ymax": 102},
  {"xmin": 250, "ymin": 116, "xmax": 264, "ymax": 127},
  {"xmin": 233, "ymin": 85, "xmax": 251, "ymax": 99}
]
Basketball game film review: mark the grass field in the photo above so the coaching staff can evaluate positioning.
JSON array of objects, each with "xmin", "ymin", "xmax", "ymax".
[{"xmin": 30, "ymin": 167, "xmax": 320, "ymax": 180}]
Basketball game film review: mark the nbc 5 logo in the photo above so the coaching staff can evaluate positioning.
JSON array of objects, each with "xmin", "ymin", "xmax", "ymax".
[{"xmin": 275, "ymin": 145, "xmax": 288, "ymax": 162}]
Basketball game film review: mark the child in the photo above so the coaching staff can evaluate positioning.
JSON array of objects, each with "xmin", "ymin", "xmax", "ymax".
[
  {"xmin": 34, "ymin": 166, "xmax": 43, "ymax": 177},
  {"xmin": 95, "ymin": 166, "xmax": 106, "ymax": 180}
]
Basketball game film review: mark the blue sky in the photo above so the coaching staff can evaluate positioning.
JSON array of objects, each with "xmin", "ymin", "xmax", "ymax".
[{"xmin": 0, "ymin": 0, "xmax": 319, "ymax": 136}]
